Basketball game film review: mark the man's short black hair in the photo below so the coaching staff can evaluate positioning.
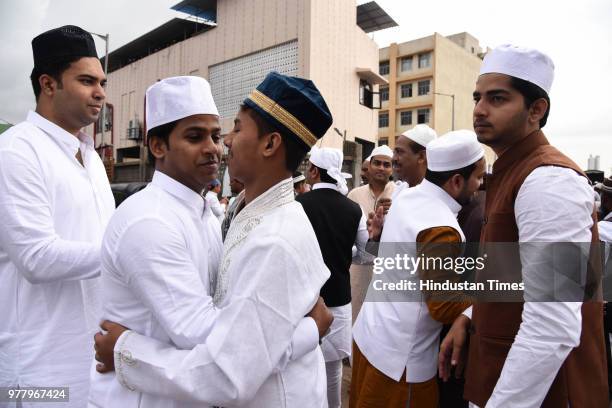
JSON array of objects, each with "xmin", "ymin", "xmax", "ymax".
[
  {"xmin": 241, "ymin": 105, "xmax": 308, "ymax": 173},
  {"xmin": 407, "ymin": 139, "xmax": 426, "ymax": 155},
  {"xmin": 314, "ymin": 165, "xmax": 337, "ymax": 184},
  {"xmin": 30, "ymin": 56, "xmax": 82, "ymax": 100},
  {"xmin": 146, "ymin": 120, "xmax": 179, "ymax": 164},
  {"xmin": 425, "ymin": 162, "xmax": 477, "ymax": 188},
  {"xmin": 509, "ymin": 76, "xmax": 551, "ymax": 128}
]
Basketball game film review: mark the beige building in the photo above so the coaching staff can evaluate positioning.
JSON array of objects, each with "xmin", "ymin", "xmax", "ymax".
[
  {"xmin": 378, "ymin": 32, "xmax": 495, "ymax": 164},
  {"xmin": 89, "ymin": 0, "xmax": 396, "ymax": 183}
]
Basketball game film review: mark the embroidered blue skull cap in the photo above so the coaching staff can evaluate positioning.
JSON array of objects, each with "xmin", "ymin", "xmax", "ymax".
[{"xmin": 243, "ymin": 71, "xmax": 333, "ymax": 148}]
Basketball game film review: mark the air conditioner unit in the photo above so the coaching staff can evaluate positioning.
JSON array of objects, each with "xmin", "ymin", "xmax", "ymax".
[{"xmin": 127, "ymin": 119, "xmax": 142, "ymax": 140}]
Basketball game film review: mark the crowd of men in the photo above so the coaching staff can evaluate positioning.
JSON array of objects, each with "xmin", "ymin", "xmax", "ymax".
[{"xmin": 0, "ymin": 24, "xmax": 611, "ymax": 408}]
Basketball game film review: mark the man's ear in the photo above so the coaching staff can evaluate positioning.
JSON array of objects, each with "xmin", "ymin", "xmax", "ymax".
[
  {"xmin": 149, "ymin": 135, "xmax": 168, "ymax": 161},
  {"xmin": 261, "ymin": 132, "xmax": 283, "ymax": 158},
  {"xmin": 529, "ymin": 98, "xmax": 548, "ymax": 127},
  {"xmin": 417, "ymin": 150, "xmax": 427, "ymax": 164},
  {"xmin": 448, "ymin": 173, "xmax": 465, "ymax": 195},
  {"xmin": 39, "ymin": 74, "xmax": 58, "ymax": 97}
]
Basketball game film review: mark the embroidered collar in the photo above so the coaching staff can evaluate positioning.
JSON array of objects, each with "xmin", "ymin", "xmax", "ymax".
[{"xmin": 214, "ymin": 177, "xmax": 294, "ymax": 304}]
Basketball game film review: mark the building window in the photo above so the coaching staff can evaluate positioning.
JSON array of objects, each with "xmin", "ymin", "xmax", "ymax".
[
  {"xmin": 359, "ymin": 80, "xmax": 380, "ymax": 109},
  {"xmin": 400, "ymin": 56, "xmax": 412, "ymax": 72},
  {"xmin": 417, "ymin": 108, "xmax": 430, "ymax": 124},
  {"xmin": 400, "ymin": 110, "xmax": 412, "ymax": 126},
  {"xmin": 379, "ymin": 112, "xmax": 389, "ymax": 128},
  {"xmin": 209, "ymin": 40, "xmax": 299, "ymax": 118},
  {"xmin": 379, "ymin": 61, "xmax": 390, "ymax": 75},
  {"xmin": 418, "ymin": 52, "xmax": 431, "ymax": 68},
  {"xmin": 418, "ymin": 80, "xmax": 430, "ymax": 96},
  {"xmin": 400, "ymin": 83, "xmax": 412, "ymax": 98},
  {"xmin": 380, "ymin": 86, "xmax": 389, "ymax": 102}
]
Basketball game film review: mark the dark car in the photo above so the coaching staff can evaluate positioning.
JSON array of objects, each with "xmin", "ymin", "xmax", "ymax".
[{"xmin": 110, "ymin": 182, "xmax": 148, "ymax": 207}]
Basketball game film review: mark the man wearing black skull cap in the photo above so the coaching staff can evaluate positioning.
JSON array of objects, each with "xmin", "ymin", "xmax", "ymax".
[{"xmin": 0, "ymin": 25, "xmax": 114, "ymax": 407}]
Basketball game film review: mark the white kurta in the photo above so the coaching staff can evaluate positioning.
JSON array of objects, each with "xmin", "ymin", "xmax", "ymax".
[
  {"xmin": 0, "ymin": 111, "xmax": 115, "ymax": 407},
  {"xmin": 111, "ymin": 178, "xmax": 330, "ymax": 407},
  {"xmin": 352, "ymin": 180, "xmax": 465, "ymax": 382},
  {"xmin": 88, "ymin": 171, "xmax": 223, "ymax": 408},
  {"xmin": 205, "ymin": 190, "xmax": 225, "ymax": 224}
]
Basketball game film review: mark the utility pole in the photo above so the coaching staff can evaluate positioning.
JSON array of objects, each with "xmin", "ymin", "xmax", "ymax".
[
  {"xmin": 434, "ymin": 92, "xmax": 455, "ymax": 131},
  {"xmin": 89, "ymin": 31, "xmax": 109, "ymax": 146}
]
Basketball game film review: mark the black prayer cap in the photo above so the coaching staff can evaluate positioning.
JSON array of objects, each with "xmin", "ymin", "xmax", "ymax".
[{"xmin": 32, "ymin": 25, "xmax": 98, "ymax": 67}]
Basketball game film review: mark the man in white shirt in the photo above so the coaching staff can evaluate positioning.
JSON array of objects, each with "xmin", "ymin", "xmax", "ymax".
[
  {"xmin": 368, "ymin": 125, "xmax": 438, "ymax": 241},
  {"xmin": 439, "ymin": 44, "xmax": 608, "ymax": 407},
  {"xmin": 348, "ymin": 145, "xmax": 395, "ymax": 321},
  {"xmin": 90, "ymin": 76, "xmax": 327, "ymax": 408},
  {"xmin": 296, "ymin": 146, "xmax": 369, "ymax": 407},
  {"xmin": 348, "ymin": 145, "xmax": 395, "ymax": 216},
  {"xmin": 351, "ymin": 131, "xmax": 484, "ymax": 407},
  {"xmin": 93, "ymin": 72, "xmax": 334, "ymax": 407},
  {"xmin": 392, "ymin": 124, "xmax": 437, "ymax": 198},
  {"xmin": 0, "ymin": 26, "xmax": 115, "ymax": 407},
  {"xmin": 205, "ymin": 179, "xmax": 225, "ymax": 224},
  {"xmin": 88, "ymin": 76, "xmax": 223, "ymax": 408}
]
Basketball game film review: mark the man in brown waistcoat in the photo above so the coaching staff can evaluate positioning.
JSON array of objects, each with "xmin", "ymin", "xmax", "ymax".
[{"xmin": 439, "ymin": 44, "xmax": 608, "ymax": 407}]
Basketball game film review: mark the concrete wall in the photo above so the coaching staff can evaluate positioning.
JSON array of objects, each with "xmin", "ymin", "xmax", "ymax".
[
  {"xmin": 433, "ymin": 33, "xmax": 481, "ymax": 134},
  {"xmin": 433, "ymin": 33, "xmax": 496, "ymax": 163},
  {"xmin": 93, "ymin": 0, "xmax": 309, "ymax": 152},
  {"xmin": 378, "ymin": 36, "xmax": 435, "ymax": 147},
  {"xmin": 378, "ymin": 32, "xmax": 495, "ymax": 163},
  {"xmin": 91, "ymin": 0, "xmax": 380, "ymax": 161},
  {"xmin": 306, "ymin": 0, "xmax": 380, "ymax": 149}
]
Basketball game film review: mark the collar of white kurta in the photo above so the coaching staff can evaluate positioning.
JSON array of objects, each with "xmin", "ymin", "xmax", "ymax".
[
  {"xmin": 27, "ymin": 110, "xmax": 94, "ymax": 156},
  {"xmin": 313, "ymin": 182, "xmax": 339, "ymax": 192},
  {"xmin": 214, "ymin": 177, "xmax": 295, "ymax": 304},
  {"xmin": 417, "ymin": 179, "xmax": 462, "ymax": 217},
  {"xmin": 368, "ymin": 181, "xmax": 395, "ymax": 199},
  {"xmin": 151, "ymin": 170, "xmax": 206, "ymax": 216}
]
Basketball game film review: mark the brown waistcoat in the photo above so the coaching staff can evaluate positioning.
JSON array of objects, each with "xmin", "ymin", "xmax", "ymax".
[{"xmin": 464, "ymin": 130, "xmax": 608, "ymax": 407}]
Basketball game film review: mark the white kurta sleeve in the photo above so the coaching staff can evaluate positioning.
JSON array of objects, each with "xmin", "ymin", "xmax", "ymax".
[
  {"xmin": 115, "ymin": 217, "xmax": 218, "ymax": 349},
  {"xmin": 114, "ymin": 234, "xmax": 326, "ymax": 406},
  {"xmin": 0, "ymin": 147, "xmax": 100, "ymax": 283},
  {"xmin": 275, "ymin": 317, "xmax": 320, "ymax": 372},
  {"xmin": 485, "ymin": 166, "xmax": 593, "ymax": 408},
  {"xmin": 206, "ymin": 192, "xmax": 225, "ymax": 218},
  {"xmin": 352, "ymin": 212, "xmax": 372, "ymax": 263}
]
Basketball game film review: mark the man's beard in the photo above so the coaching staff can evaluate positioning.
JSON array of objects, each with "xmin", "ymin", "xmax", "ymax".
[
  {"xmin": 478, "ymin": 109, "xmax": 529, "ymax": 149},
  {"xmin": 457, "ymin": 185, "xmax": 474, "ymax": 206}
]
